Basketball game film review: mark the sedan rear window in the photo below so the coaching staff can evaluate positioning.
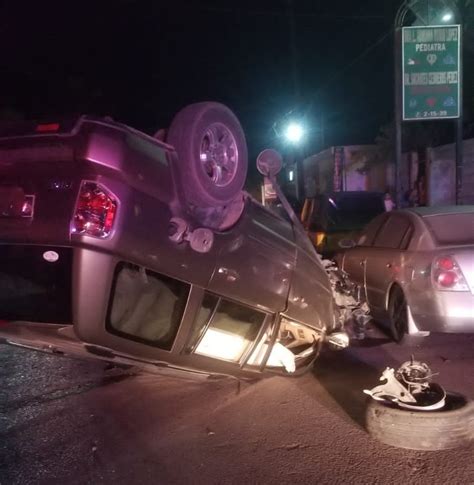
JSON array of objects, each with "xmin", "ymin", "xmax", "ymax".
[{"xmin": 424, "ymin": 213, "xmax": 474, "ymax": 246}]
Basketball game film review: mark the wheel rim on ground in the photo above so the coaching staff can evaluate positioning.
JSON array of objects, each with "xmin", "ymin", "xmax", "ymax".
[{"xmin": 199, "ymin": 122, "xmax": 238, "ymax": 188}]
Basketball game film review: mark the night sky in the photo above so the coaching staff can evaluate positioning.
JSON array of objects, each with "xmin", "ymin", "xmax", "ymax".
[{"xmin": 1, "ymin": 0, "xmax": 471, "ymax": 162}]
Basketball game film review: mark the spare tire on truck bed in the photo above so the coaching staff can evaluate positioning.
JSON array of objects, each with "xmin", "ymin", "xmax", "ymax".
[{"xmin": 166, "ymin": 102, "xmax": 248, "ymax": 209}]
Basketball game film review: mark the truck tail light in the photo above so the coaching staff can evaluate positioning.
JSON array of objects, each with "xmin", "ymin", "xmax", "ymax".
[
  {"xmin": 36, "ymin": 122, "xmax": 60, "ymax": 133},
  {"xmin": 72, "ymin": 181, "xmax": 117, "ymax": 238},
  {"xmin": 432, "ymin": 256, "xmax": 469, "ymax": 292}
]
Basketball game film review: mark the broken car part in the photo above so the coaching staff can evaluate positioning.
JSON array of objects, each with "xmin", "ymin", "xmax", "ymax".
[{"xmin": 364, "ymin": 357, "xmax": 446, "ymax": 411}]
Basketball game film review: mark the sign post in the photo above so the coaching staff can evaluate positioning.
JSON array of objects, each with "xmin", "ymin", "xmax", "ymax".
[{"xmin": 402, "ymin": 25, "xmax": 461, "ymax": 121}]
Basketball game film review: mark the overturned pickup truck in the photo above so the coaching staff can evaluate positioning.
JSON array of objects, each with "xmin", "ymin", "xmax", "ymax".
[{"xmin": 0, "ymin": 102, "xmax": 350, "ymax": 379}]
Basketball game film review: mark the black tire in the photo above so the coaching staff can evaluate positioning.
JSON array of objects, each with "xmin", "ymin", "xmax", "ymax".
[
  {"xmin": 388, "ymin": 285, "xmax": 408, "ymax": 343},
  {"xmin": 365, "ymin": 393, "xmax": 474, "ymax": 451},
  {"xmin": 167, "ymin": 102, "xmax": 248, "ymax": 208}
]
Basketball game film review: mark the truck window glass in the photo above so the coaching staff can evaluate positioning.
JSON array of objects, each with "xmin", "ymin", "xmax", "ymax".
[
  {"xmin": 107, "ymin": 263, "xmax": 190, "ymax": 350},
  {"xmin": 193, "ymin": 297, "xmax": 266, "ymax": 362},
  {"xmin": 186, "ymin": 293, "xmax": 220, "ymax": 352}
]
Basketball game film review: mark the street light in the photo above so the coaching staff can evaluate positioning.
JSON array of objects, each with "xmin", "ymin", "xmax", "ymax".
[
  {"xmin": 442, "ymin": 11, "xmax": 453, "ymax": 22},
  {"xmin": 285, "ymin": 122, "xmax": 304, "ymax": 144}
]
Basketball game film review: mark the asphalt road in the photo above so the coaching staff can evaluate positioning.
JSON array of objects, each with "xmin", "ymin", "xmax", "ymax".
[{"xmin": 1, "ymin": 326, "xmax": 473, "ymax": 485}]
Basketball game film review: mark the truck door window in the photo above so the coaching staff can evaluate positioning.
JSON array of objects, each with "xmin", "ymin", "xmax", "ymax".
[
  {"xmin": 106, "ymin": 263, "xmax": 190, "ymax": 351},
  {"xmin": 191, "ymin": 296, "xmax": 266, "ymax": 363}
]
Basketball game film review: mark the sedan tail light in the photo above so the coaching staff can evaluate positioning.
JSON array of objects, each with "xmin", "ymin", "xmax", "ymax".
[
  {"xmin": 72, "ymin": 181, "xmax": 117, "ymax": 238},
  {"xmin": 432, "ymin": 256, "xmax": 469, "ymax": 291}
]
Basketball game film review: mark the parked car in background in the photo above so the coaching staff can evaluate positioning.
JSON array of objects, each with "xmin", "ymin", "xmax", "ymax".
[
  {"xmin": 0, "ymin": 102, "xmax": 348, "ymax": 380},
  {"xmin": 338, "ymin": 206, "xmax": 474, "ymax": 341},
  {"xmin": 300, "ymin": 191, "xmax": 386, "ymax": 257}
]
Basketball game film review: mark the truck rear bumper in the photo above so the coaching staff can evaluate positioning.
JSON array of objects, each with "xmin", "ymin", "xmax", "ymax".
[{"xmin": 0, "ymin": 244, "xmax": 73, "ymax": 324}]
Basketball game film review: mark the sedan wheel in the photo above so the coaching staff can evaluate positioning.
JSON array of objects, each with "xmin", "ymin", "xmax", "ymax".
[{"xmin": 388, "ymin": 285, "xmax": 408, "ymax": 343}]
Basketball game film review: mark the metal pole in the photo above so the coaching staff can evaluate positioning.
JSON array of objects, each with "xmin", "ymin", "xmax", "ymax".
[
  {"xmin": 394, "ymin": 26, "xmax": 403, "ymax": 208},
  {"xmin": 287, "ymin": 0, "xmax": 303, "ymax": 202},
  {"xmin": 320, "ymin": 110, "xmax": 325, "ymax": 150},
  {"xmin": 287, "ymin": 0, "xmax": 299, "ymax": 100},
  {"xmin": 455, "ymin": 117, "xmax": 463, "ymax": 205},
  {"xmin": 455, "ymin": 26, "xmax": 463, "ymax": 205},
  {"xmin": 295, "ymin": 145, "xmax": 305, "ymax": 201}
]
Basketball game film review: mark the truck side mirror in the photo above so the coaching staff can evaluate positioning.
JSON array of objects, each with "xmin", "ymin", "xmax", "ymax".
[{"xmin": 256, "ymin": 149, "xmax": 283, "ymax": 178}]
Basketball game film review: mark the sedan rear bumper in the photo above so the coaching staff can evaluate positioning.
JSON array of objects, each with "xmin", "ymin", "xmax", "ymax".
[
  {"xmin": 413, "ymin": 291, "xmax": 474, "ymax": 333},
  {"xmin": 415, "ymin": 314, "xmax": 474, "ymax": 333}
]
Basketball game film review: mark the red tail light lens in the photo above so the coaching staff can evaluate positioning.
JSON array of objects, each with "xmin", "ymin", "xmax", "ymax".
[
  {"xmin": 437, "ymin": 271, "xmax": 457, "ymax": 288},
  {"xmin": 36, "ymin": 123, "xmax": 60, "ymax": 133},
  {"xmin": 432, "ymin": 256, "xmax": 469, "ymax": 291},
  {"xmin": 72, "ymin": 182, "xmax": 117, "ymax": 238},
  {"xmin": 436, "ymin": 257, "xmax": 454, "ymax": 271}
]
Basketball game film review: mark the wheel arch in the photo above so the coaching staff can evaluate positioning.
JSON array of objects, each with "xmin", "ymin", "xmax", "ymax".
[
  {"xmin": 386, "ymin": 276, "xmax": 419, "ymax": 307},
  {"xmin": 385, "ymin": 281, "xmax": 404, "ymax": 311},
  {"xmin": 385, "ymin": 281, "xmax": 426, "ymax": 336}
]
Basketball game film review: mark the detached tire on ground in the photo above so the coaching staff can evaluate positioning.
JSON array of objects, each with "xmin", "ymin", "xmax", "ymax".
[
  {"xmin": 167, "ymin": 102, "xmax": 248, "ymax": 208},
  {"xmin": 365, "ymin": 393, "xmax": 474, "ymax": 451}
]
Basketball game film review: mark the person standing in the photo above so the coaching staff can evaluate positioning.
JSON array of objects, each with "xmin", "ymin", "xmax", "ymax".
[{"xmin": 384, "ymin": 191, "xmax": 395, "ymax": 211}]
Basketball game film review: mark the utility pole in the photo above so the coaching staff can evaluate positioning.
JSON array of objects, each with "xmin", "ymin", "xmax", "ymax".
[
  {"xmin": 455, "ymin": 30, "xmax": 464, "ymax": 204},
  {"xmin": 287, "ymin": 0, "xmax": 300, "ymax": 100},
  {"xmin": 286, "ymin": 0, "xmax": 305, "ymax": 202},
  {"xmin": 394, "ymin": 25, "xmax": 403, "ymax": 208}
]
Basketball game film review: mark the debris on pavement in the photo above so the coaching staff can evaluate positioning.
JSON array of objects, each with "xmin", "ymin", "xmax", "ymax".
[{"xmin": 364, "ymin": 357, "xmax": 447, "ymax": 411}]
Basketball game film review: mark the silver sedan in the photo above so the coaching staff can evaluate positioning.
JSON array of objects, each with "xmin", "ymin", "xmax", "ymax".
[{"xmin": 339, "ymin": 206, "xmax": 474, "ymax": 341}]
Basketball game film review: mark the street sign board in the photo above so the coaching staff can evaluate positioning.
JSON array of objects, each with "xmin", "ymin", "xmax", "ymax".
[{"xmin": 402, "ymin": 25, "xmax": 460, "ymax": 120}]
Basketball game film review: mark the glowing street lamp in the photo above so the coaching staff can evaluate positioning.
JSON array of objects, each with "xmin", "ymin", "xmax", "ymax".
[
  {"xmin": 285, "ymin": 122, "xmax": 304, "ymax": 144},
  {"xmin": 442, "ymin": 11, "xmax": 453, "ymax": 22}
]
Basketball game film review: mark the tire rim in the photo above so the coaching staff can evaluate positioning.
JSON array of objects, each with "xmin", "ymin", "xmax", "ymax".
[
  {"xmin": 391, "ymin": 291, "xmax": 407, "ymax": 339},
  {"xmin": 397, "ymin": 384, "xmax": 447, "ymax": 411},
  {"xmin": 199, "ymin": 123, "xmax": 238, "ymax": 187}
]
